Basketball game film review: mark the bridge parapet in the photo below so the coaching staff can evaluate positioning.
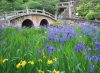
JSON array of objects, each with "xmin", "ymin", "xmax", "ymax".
[
  {"xmin": 58, "ymin": 1, "xmax": 75, "ymax": 8},
  {"xmin": 4, "ymin": 9, "xmax": 57, "ymax": 21}
]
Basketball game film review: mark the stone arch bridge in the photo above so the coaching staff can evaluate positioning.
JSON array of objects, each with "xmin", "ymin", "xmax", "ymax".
[{"xmin": 3, "ymin": 9, "xmax": 57, "ymax": 27}]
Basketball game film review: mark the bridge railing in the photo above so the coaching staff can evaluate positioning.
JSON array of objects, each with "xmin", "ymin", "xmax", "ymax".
[
  {"xmin": 4, "ymin": 9, "xmax": 56, "ymax": 20},
  {"xmin": 4, "ymin": 10, "xmax": 26, "ymax": 19},
  {"xmin": 58, "ymin": 1, "xmax": 75, "ymax": 8},
  {"xmin": 28, "ymin": 9, "xmax": 55, "ymax": 18}
]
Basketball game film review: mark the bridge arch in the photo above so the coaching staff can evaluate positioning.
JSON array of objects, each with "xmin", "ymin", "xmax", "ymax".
[
  {"xmin": 8, "ymin": 9, "xmax": 57, "ymax": 27},
  {"xmin": 40, "ymin": 19, "xmax": 49, "ymax": 26},
  {"xmin": 22, "ymin": 19, "xmax": 33, "ymax": 28}
]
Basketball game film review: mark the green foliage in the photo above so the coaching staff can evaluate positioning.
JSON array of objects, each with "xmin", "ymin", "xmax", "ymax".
[
  {"xmin": 0, "ymin": 27, "xmax": 88, "ymax": 73},
  {"xmin": 94, "ymin": 12, "xmax": 100, "ymax": 19},
  {"xmin": 85, "ymin": 11, "xmax": 95, "ymax": 20},
  {"xmin": 95, "ymin": 4, "xmax": 100, "ymax": 12},
  {"xmin": 13, "ymin": 0, "xmax": 24, "ymax": 10},
  {"xmin": 77, "ymin": 0, "xmax": 100, "ymax": 19},
  {"xmin": 0, "ymin": 0, "xmax": 58, "ymax": 14},
  {"xmin": 3, "ymin": 22, "xmax": 100, "ymax": 73},
  {"xmin": 77, "ymin": 3, "xmax": 92, "ymax": 16},
  {"xmin": 0, "ymin": 25, "xmax": 100, "ymax": 73},
  {"xmin": 0, "ymin": 0, "xmax": 12, "ymax": 15}
]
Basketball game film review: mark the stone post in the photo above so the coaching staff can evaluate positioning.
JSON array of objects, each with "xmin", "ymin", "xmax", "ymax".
[
  {"xmin": 26, "ymin": 8, "xmax": 29, "ymax": 14},
  {"xmin": 35, "ymin": 9, "xmax": 37, "ymax": 14},
  {"xmin": 4, "ymin": 12, "xmax": 7, "ymax": 21},
  {"xmin": 68, "ymin": 2, "xmax": 72, "ymax": 18},
  {"xmin": 55, "ymin": 13, "xmax": 57, "ymax": 20},
  {"xmin": 4, "ymin": 12, "xmax": 11, "ymax": 26},
  {"xmin": 7, "ymin": 20, "xmax": 11, "ymax": 26},
  {"xmin": 43, "ymin": 8, "xmax": 45, "ymax": 15}
]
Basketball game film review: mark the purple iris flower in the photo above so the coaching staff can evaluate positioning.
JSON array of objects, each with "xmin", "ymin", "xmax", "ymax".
[
  {"xmin": 95, "ymin": 48, "xmax": 99, "ymax": 51},
  {"xmin": 92, "ymin": 26, "xmax": 97, "ymax": 31},
  {"xmin": 59, "ymin": 37, "xmax": 66, "ymax": 42},
  {"xmin": 79, "ymin": 24, "xmax": 98, "ymax": 38},
  {"xmin": 89, "ymin": 64, "xmax": 94, "ymax": 73},
  {"xmin": 91, "ymin": 56, "xmax": 97, "ymax": 61},
  {"xmin": 94, "ymin": 32, "xmax": 98, "ymax": 40},
  {"xmin": 75, "ymin": 42, "xmax": 85, "ymax": 52},
  {"xmin": 97, "ymin": 55, "xmax": 100, "ymax": 61},
  {"xmin": 47, "ymin": 26, "xmax": 77, "ymax": 43},
  {"xmin": 46, "ymin": 45, "xmax": 56, "ymax": 53},
  {"xmin": 45, "ymin": 45, "xmax": 50, "ymax": 49},
  {"xmin": 95, "ymin": 42, "xmax": 100, "ymax": 49},
  {"xmin": 86, "ymin": 55, "xmax": 90, "ymax": 60},
  {"xmin": 88, "ymin": 47, "xmax": 91, "ymax": 51},
  {"xmin": 82, "ymin": 23, "xmax": 89, "ymax": 26},
  {"xmin": 39, "ymin": 49, "xmax": 44, "ymax": 54}
]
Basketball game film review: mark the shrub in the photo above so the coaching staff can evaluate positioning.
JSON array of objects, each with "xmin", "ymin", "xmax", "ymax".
[
  {"xmin": 85, "ymin": 12, "xmax": 95, "ymax": 20},
  {"xmin": 94, "ymin": 12, "xmax": 100, "ymax": 20}
]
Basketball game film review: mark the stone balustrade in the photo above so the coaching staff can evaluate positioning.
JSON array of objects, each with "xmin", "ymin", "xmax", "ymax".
[
  {"xmin": 3, "ymin": 9, "xmax": 56, "ymax": 20},
  {"xmin": 58, "ymin": 1, "xmax": 75, "ymax": 8}
]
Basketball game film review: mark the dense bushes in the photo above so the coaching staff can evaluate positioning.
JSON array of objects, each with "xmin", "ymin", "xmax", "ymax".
[
  {"xmin": 0, "ymin": 0, "xmax": 58, "ymax": 15},
  {"xmin": 85, "ymin": 11, "xmax": 100, "ymax": 20},
  {"xmin": 85, "ymin": 12, "xmax": 95, "ymax": 20},
  {"xmin": 94, "ymin": 12, "xmax": 100, "ymax": 20},
  {"xmin": 77, "ymin": 0, "xmax": 100, "ymax": 20}
]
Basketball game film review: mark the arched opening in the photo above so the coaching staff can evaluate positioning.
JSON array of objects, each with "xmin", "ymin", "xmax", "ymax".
[
  {"xmin": 40, "ymin": 19, "xmax": 49, "ymax": 27},
  {"xmin": 22, "ymin": 19, "xmax": 33, "ymax": 28}
]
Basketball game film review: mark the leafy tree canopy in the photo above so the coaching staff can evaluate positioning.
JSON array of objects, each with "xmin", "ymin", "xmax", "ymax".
[
  {"xmin": 77, "ymin": 0, "xmax": 100, "ymax": 19},
  {"xmin": 0, "ymin": 0, "xmax": 58, "ymax": 15}
]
